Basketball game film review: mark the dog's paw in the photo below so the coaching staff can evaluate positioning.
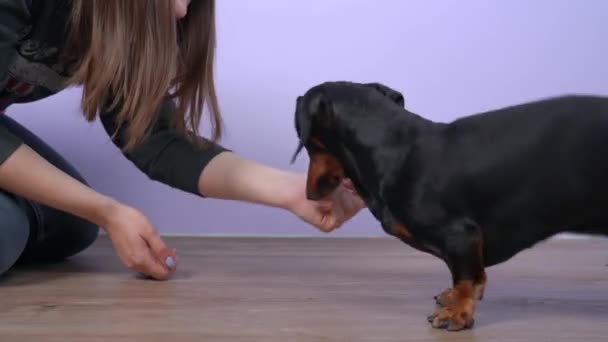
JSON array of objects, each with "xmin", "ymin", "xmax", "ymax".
[
  {"xmin": 435, "ymin": 282, "xmax": 485, "ymax": 307},
  {"xmin": 434, "ymin": 288, "xmax": 454, "ymax": 307},
  {"xmin": 427, "ymin": 297, "xmax": 475, "ymax": 331}
]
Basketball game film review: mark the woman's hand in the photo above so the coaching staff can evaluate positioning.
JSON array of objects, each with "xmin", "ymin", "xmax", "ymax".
[
  {"xmin": 284, "ymin": 175, "xmax": 366, "ymax": 232},
  {"xmin": 103, "ymin": 203, "xmax": 179, "ymax": 280}
]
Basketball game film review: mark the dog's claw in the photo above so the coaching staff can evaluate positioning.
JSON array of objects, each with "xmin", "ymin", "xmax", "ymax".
[
  {"xmin": 432, "ymin": 318, "xmax": 449, "ymax": 329},
  {"xmin": 429, "ymin": 310, "xmax": 474, "ymax": 331},
  {"xmin": 447, "ymin": 318, "xmax": 474, "ymax": 331},
  {"xmin": 434, "ymin": 288, "xmax": 454, "ymax": 307}
]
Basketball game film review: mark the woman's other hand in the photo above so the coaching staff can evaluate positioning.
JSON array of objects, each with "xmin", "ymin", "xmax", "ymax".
[{"xmin": 103, "ymin": 203, "xmax": 179, "ymax": 280}]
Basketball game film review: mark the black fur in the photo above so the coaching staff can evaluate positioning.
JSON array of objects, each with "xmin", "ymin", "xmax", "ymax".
[{"xmin": 292, "ymin": 80, "xmax": 608, "ymax": 330}]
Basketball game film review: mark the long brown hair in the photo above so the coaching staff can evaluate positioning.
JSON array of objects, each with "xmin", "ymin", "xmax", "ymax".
[{"xmin": 65, "ymin": 0, "xmax": 222, "ymax": 151}]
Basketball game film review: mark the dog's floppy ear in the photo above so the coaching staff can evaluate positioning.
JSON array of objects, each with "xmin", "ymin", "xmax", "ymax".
[
  {"xmin": 365, "ymin": 82, "xmax": 404, "ymax": 107},
  {"xmin": 307, "ymin": 90, "xmax": 334, "ymax": 129},
  {"xmin": 291, "ymin": 92, "xmax": 334, "ymax": 164},
  {"xmin": 291, "ymin": 96, "xmax": 308, "ymax": 163}
]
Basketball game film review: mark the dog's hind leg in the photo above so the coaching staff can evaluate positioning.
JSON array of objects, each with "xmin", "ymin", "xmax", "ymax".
[{"xmin": 426, "ymin": 218, "xmax": 486, "ymax": 331}]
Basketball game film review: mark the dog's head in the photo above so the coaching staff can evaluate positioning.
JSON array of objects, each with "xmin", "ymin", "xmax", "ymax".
[{"xmin": 291, "ymin": 81, "xmax": 405, "ymax": 200}]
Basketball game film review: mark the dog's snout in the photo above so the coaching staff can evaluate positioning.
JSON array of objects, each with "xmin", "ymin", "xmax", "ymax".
[
  {"xmin": 307, "ymin": 174, "xmax": 341, "ymax": 200},
  {"xmin": 305, "ymin": 151, "xmax": 345, "ymax": 201}
]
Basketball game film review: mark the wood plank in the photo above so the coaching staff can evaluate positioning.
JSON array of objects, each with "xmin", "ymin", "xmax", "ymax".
[{"xmin": 0, "ymin": 236, "xmax": 607, "ymax": 341}]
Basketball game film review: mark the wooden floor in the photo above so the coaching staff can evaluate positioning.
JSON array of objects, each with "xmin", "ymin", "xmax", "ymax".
[{"xmin": 1, "ymin": 236, "xmax": 607, "ymax": 341}]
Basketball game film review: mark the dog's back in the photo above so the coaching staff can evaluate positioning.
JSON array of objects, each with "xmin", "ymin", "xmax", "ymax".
[{"xmin": 426, "ymin": 95, "xmax": 608, "ymax": 263}]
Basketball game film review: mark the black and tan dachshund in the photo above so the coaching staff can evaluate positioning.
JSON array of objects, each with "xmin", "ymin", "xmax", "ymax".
[{"xmin": 291, "ymin": 81, "xmax": 608, "ymax": 331}]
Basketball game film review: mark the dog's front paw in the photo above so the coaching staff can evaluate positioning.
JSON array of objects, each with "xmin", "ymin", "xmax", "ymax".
[
  {"xmin": 434, "ymin": 288, "xmax": 454, "ymax": 307},
  {"xmin": 427, "ymin": 296, "xmax": 475, "ymax": 331},
  {"xmin": 434, "ymin": 281, "xmax": 485, "ymax": 308}
]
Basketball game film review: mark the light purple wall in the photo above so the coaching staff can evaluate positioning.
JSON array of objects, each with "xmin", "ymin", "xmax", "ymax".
[{"xmin": 6, "ymin": 0, "xmax": 608, "ymax": 236}]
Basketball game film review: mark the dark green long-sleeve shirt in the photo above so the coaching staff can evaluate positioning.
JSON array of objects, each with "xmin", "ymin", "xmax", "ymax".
[{"xmin": 0, "ymin": 0, "xmax": 228, "ymax": 195}]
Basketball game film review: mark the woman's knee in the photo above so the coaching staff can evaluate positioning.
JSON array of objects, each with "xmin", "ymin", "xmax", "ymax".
[
  {"xmin": 56, "ymin": 219, "xmax": 99, "ymax": 261},
  {"xmin": 67, "ymin": 218, "xmax": 100, "ymax": 257},
  {"xmin": 0, "ymin": 192, "xmax": 30, "ymax": 276},
  {"xmin": 18, "ymin": 204, "xmax": 99, "ymax": 263}
]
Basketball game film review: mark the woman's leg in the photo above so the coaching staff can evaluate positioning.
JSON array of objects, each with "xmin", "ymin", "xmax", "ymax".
[
  {"xmin": 0, "ymin": 191, "xmax": 30, "ymax": 275},
  {"xmin": 0, "ymin": 114, "xmax": 99, "ymax": 265}
]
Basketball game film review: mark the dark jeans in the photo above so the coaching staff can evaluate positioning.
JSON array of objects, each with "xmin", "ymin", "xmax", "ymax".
[{"xmin": 0, "ymin": 114, "xmax": 99, "ymax": 276}]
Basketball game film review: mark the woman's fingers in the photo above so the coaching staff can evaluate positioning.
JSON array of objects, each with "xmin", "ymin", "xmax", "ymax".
[
  {"xmin": 138, "ymin": 247, "xmax": 173, "ymax": 280},
  {"xmin": 142, "ymin": 227, "xmax": 178, "ymax": 273}
]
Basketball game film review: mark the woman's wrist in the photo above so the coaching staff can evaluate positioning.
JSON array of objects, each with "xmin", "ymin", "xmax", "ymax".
[
  {"xmin": 197, "ymin": 151, "xmax": 303, "ymax": 210},
  {"xmin": 89, "ymin": 195, "xmax": 126, "ymax": 229},
  {"xmin": 273, "ymin": 171, "xmax": 306, "ymax": 211}
]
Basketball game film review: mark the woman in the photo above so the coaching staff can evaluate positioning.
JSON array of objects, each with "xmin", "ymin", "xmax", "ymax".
[{"xmin": 0, "ymin": 0, "xmax": 365, "ymax": 280}]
